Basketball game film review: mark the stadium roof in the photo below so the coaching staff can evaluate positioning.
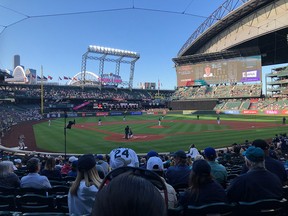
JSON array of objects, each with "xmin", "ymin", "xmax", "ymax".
[{"xmin": 178, "ymin": 0, "xmax": 276, "ymax": 57}]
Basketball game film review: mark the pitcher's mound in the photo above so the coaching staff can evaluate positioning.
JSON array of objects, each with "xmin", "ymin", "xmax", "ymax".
[{"xmin": 104, "ymin": 134, "xmax": 165, "ymax": 142}]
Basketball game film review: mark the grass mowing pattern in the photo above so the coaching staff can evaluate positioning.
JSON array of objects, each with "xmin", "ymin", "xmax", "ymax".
[{"xmin": 33, "ymin": 114, "xmax": 287, "ymax": 154}]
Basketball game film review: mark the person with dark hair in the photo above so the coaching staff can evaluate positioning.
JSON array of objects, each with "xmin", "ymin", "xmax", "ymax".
[
  {"xmin": 179, "ymin": 159, "xmax": 227, "ymax": 207},
  {"xmin": 282, "ymin": 117, "xmax": 286, "ymax": 125},
  {"xmin": 227, "ymin": 146, "xmax": 283, "ymax": 202},
  {"xmin": 241, "ymin": 139, "xmax": 287, "ymax": 185},
  {"xmin": 165, "ymin": 150, "xmax": 191, "ymax": 187},
  {"xmin": 40, "ymin": 156, "xmax": 62, "ymax": 179},
  {"xmin": 204, "ymin": 147, "xmax": 227, "ymax": 188},
  {"xmin": 92, "ymin": 171, "xmax": 166, "ymax": 216},
  {"xmin": 20, "ymin": 157, "xmax": 51, "ymax": 189},
  {"xmin": 68, "ymin": 154, "xmax": 102, "ymax": 215}
]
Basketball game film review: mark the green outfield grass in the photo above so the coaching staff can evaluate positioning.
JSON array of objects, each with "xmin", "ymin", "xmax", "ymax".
[{"xmin": 33, "ymin": 114, "xmax": 287, "ymax": 154}]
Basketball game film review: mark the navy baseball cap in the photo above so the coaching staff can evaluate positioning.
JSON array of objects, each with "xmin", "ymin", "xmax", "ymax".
[
  {"xmin": 147, "ymin": 150, "xmax": 158, "ymax": 158},
  {"xmin": 173, "ymin": 150, "xmax": 187, "ymax": 159},
  {"xmin": 204, "ymin": 147, "xmax": 216, "ymax": 159}
]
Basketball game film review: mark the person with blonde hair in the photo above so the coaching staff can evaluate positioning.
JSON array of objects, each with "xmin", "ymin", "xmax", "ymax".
[
  {"xmin": 68, "ymin": 154, "xmax": 102, "ymax": 215},
  {"xmin": 0, "ymin": 160, "xmax": 20, "ymax": 188}
]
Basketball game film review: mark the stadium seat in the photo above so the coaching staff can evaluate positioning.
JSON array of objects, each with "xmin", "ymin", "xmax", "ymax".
[
  {"xmin": 55, "ymin": 195, "xmax": 69, "ymax": 213},
  {"xmin": 0, "ymin": 187, "xmax": 18, "ymax": 196},
  {"xmin": 18, "ymin": 188, "xmax": 49, "ymax": 196},
  {"xmin": 167, "ymin": 206, "xmax": 184, "ymax": 216},
  {"xmin": 15, "ymin": 194, "xmax": 55, "ymax": 213},
  {"xmin": 0, "ymin": 195, "xmax": 16, "ymax": 211},
  {"xmin": 49, "ymin": 185, "xmax": 70, "ymax": 196},
  {"xmin": 234, "ymin": 198, "xmax": 287, "ymax": 216},
  {"xmin": 183, "ymin": 202, "xmax": 234, "ymax": 216}
]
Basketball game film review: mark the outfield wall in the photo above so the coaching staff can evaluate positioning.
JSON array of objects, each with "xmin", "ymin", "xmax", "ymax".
[{"xmin": 182, "ymin": 109, "xmax": 288, "ymax": 116}]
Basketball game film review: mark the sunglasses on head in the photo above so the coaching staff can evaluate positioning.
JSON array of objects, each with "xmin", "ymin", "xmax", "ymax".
[{"xmin": 99, "ymin": 166, "xmax": 168, "ymax": 207}]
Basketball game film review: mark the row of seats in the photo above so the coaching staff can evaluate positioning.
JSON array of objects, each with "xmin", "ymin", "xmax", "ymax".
[
  {"xmin": 0, "ymin": 186, "xmax": 70, "ymax": 197},
  {"xmin": 0, "ymin": 194, "xmax": 68, "ymax": 214},
  {"xmin": 168, "ymin": 198, "xmax": 288, "ymax": 216}
]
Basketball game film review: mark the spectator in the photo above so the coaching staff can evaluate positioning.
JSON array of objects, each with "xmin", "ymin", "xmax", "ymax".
[
  {"xmin": 109, "ymin": 147, "xmax": 139, "ymax": 169},
  {"xmin": 241, "ymin": 139, "xmax": 287, "ymax": 185},
  {"xmin": 67, "ymin": 160, "xmax": 78, "ymax": 178},
  {"xmin": 204, "ymin": 147, "xmax": 227, "ymax": 188},
  {"xmin": 227, "ymin": 146, "xmax": 283, "ymax": 202},
  {"xmin": 165, "ymin": 150, "xmax": 191, "ymax": 187},
  {"xmin": 187, "ymin": 144, "xmax": 200, "ymax": 160},
  {"xmin": 92, "ymin": 171, "xmax": 166, "ymax": 216},
  {"xmin": 0, "ymin": 160, "xmax": 20, "ymax": 188},
  {"xmin": 61, "ymin": 156, "xmax": 77, "ymax": 175},
  {"xmin": 40, "ymin": 156, "xmax": 62, "ymax": 179},
  {"xmin": 68, "ymin": 154, "xmax": 102, "ymax": 215},
  {"xmin": 20, "ymin": 157, "xmax": 51, "ymax": 189},
  {"xmin": 147, "ymin": 156, "xmax": 177, "ymax": 208},
  {"xmin": 140, "ymin": 150, "xmax": 158, "ymax": 169},
  {"xmin": 179, "ymin": 159, "xmax": 227, "ymax": 207}
]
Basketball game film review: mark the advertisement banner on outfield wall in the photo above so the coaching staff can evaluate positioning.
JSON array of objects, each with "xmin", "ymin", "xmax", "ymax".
[
  {"xmin": 67, "ymin": 113, "xmax": 78, "ymax": 117},
  {"xmin": 265, "ymin": 110, "xmax": 279, "ymax": 115},
  {"xmin": 223, "ymin": 110, "xmax": 240, "ymax": 115},
  {"xmin": 110, "ymin": 112, "xmax": 123, "ymax": 116},
  {"xmin": 242, "ymin": 110, "xmax": 258, "ymax": 114},
  {"xmin": 97, "ymin": 112, "xmax": 109, "ymax": 116},
  {"xmin": 282, "ymin": 110, "xmax": 288, "ymax": 115},
  {"xmin": 130, "ymin": 111, "xmax": 142, "ymax": 116},
  {"xmin": 183, "ymin": 110, "xmax": 195, "ymax": 115},
  {"xmin": 147, "ymin": 111, "xmax": 157, "ymax": 115},
  {"xmin": 47, "ymin": 113, "xmax": 60, "ymax": 118},
  {"xmin": 84, "ymin": 113, "xmax": 94, "ymax": 117}
]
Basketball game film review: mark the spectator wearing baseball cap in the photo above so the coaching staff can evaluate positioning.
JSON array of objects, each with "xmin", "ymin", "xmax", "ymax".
[
  {"xmin": 179, "ymin": 159, "xmax": 227, "ymax": 207},
  {"xmin": 61, "ymin": 156, "xmax": 78, "ymax": 175},
  {"xmin": 146, "ymin": 156, "xmax": 177, "ymax": 208},
  {"xmin": 241, "ymin": 139, "xmax": 287, "ymax": 185},
  {"xmin": 204, "ymin": 147, "xmax": 227, "ymax": 188},
  {"xmin": 68, "ymin": 154, "xmax": 102, "ymax": 215},
  {"xmin": 227, "ymin": 146, "xmax": 283, "ymax": 202},
  {"xmin": 165, "ymin": 150, "xmax": 191, "ymax": 187},
  {"xmin": 140, "ymin": 150, "xmax": 159, "ymax": 169}
]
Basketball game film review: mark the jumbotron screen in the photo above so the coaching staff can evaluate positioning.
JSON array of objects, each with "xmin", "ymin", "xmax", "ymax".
[{"xmin": 176, "ymin": 55, "xmax": 262, "ymax": 87}]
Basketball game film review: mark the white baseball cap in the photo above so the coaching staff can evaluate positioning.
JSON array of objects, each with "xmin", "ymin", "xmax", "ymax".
[
  {"xmin": 14, "ymin": 159, "xmax": 22, "ymax": 164},
  {"xmin": 147, "ymin": 156, "xmax": 163, "ymax": 171},
  {"xmin": 69, "ymin": 156, "xmax": 78, "ymax": 163}
]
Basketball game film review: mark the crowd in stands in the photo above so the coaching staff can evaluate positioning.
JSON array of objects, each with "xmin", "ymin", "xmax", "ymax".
[
  {"xmin": 172, "ymin": 83, "xmax": 262, "ymax": 100},
  {"xmin": 0, "ymin": 84, "xmax": 175, "ymax": 101},
  {"xmin": 0, "ymin": 134, "xmax": 287, "ymax": 215},
  {"xmin": 0, "ymin": 105, "xmax": 43, "ymax": 135}
]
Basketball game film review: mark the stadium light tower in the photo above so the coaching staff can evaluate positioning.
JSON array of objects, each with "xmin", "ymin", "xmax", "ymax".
[{"xmin": 80, "ymin": 45, "xmax": 140, "ymax": 89}]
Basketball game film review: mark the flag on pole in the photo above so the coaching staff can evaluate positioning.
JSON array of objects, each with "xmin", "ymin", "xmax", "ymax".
[
  {"xmin": 63, "ymin": 76, "xmax": 69, "ymax": 80},
  {"xmin": 48, "ymin": 75, "xmax": 53, "ymax": 80},
  {"xmin": 59, "ymin": 76, "xmax": 62, "ymax": 80},
  {"xmin": 43, "ymin": 76, "xmax": 48, "ymax": 81}
]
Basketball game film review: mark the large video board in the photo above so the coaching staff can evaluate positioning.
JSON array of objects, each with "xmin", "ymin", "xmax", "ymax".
[{"xmin": 176, "ymin": 55, "xmax": 261, "ymax": 87}]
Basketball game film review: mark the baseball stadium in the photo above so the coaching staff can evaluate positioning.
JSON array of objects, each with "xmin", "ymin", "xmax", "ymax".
[{"xmin": 0, "ymin": 0, "xmax": 288, "ymax": 215}]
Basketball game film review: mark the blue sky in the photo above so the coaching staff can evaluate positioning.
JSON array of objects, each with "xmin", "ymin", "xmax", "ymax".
[{"xmin": 0, "ymin": 0, "xmax": 286, "ymax": 91}]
